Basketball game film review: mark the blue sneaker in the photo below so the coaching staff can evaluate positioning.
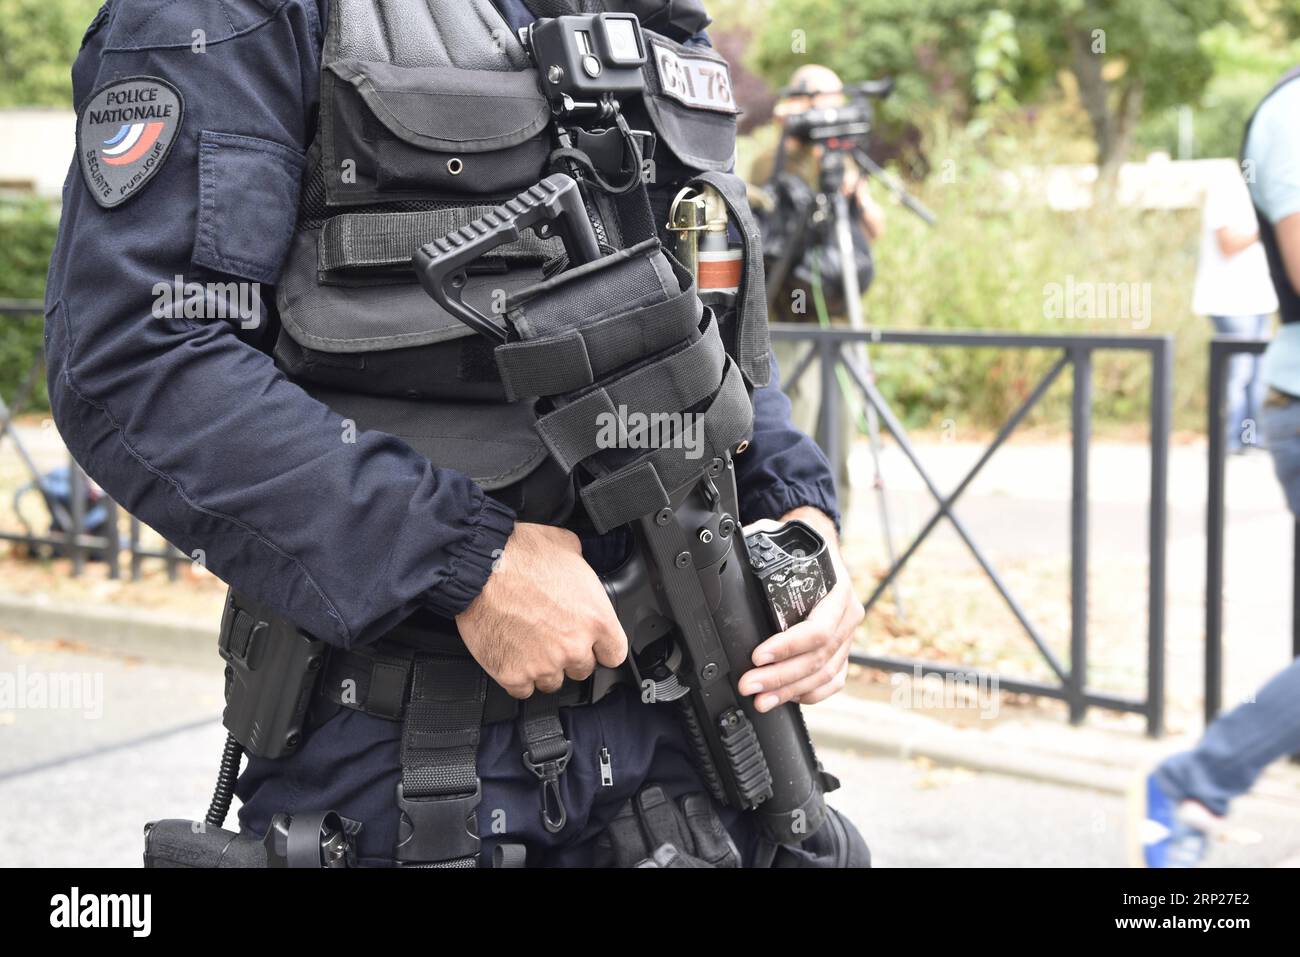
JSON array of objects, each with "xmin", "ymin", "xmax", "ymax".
[{"xmin": 1134, "ymin": 773, "xmax": 1213, "ymax": 868}]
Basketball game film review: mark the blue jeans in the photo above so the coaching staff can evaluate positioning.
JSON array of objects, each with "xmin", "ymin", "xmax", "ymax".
[
  {"xmin": 1210, "ymin": 314, "xmax": 1270, "ymax": 451},
  {"xmin": 1154, "ymin": 393, "xmax": 1300, "ymax": 814}
]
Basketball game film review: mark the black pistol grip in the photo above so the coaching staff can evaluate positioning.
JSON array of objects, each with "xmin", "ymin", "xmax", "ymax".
[{"xmin": 413, "ymin": 173, "xmax": 602, "ymax": 343}]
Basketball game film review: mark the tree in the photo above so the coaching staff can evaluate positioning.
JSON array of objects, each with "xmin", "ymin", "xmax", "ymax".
[
  {"xmin": 1021, "ymin": 0, "xmax": 1239, "ymax": 175},
  {"xmin": 747, "ymin": 0, "xmax": 1240, "ymax": 173},
  {"xmin": 0, "ymin": 0, "xmax": 103, "ymax": 107}
]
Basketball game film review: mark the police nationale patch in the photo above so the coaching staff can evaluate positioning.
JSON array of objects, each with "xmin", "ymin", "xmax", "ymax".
[{"xmin": 77, "ymin": 76, "xmax": 184, "ymax": 209}]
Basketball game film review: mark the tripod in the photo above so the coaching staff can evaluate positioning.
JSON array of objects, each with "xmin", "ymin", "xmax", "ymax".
[{"xmin": 764, "ymin": 139, "xmax": 935, "ymax": 619}]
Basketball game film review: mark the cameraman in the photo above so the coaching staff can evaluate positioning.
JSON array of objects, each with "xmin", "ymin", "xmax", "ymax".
[
  {"xmin": 750, "ymin": 64, "xmax": 886, "ymax": 508},
  {"xmin": 752, "ymin": 65, "xmax": 887, "ymax": 244}
]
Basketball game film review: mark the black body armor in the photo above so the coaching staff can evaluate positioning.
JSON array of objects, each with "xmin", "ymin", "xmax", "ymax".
[
  {"xmin": 160, "ymin": 0, "xmax": 849, "ymax": 871},
  {"xmin": 272, "ymin": 0, "xmax": 768, "ymax": 523}
]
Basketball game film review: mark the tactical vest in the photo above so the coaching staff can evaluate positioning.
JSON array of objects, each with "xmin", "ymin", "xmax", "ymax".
[
  {"xmin": 1243, "ymin": 67, "xmax": 1300, "ymax": 327},
  {"xmin": 273, "ymin": 0, "xmax": 771, "ymax": 526},
  {"xmin": 199, "ymin": 1, "xmax": 833, "ymax": 870}
]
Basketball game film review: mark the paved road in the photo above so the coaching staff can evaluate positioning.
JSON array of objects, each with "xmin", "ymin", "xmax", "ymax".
[{"xmin": 2, "ymin": 637, "xmax": 1298, "ymax": 868}]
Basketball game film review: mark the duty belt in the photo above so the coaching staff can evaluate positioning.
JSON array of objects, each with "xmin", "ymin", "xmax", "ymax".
[{"xmin": 311, "ymin": 615, "xmax": 626, "ymax": 866}]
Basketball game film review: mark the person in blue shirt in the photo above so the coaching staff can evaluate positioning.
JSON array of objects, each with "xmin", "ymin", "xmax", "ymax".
[
  {"xmin": 46, "ymin": 0, "xmax": 867, "ymax": 866},
  {"xmin": 1135, "ymin": 68, "xmax": 1300, "ymax": 868}
]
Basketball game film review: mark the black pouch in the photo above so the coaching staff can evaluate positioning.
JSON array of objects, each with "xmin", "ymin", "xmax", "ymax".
[
  {"xmin": 322, "ymin": 60, "xmax": 552, "ymax": 206},
  {"xmin": 619, "ymin": 31, "xmax": 770, "ymax": 387},
  {"xmin": 493, "ymin": 239, "xmax": 702, "ymax": 404},
  {"xmin": 628, "ymin": 30, "xmax": 740, "ymax": 183},
  {"xmin": 274, "ymin": 193, "xmax": 562, "ymax": 403}
]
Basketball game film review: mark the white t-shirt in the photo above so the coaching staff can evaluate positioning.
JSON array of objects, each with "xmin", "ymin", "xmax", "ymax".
[{"xmin": 1192, "ymin": 169, "xmax": 1279, "ymax": 317}]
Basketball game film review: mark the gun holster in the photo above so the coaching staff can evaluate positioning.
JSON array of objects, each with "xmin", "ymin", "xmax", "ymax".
[
  {"xmin": 140, "ymin": 592, "xmax": 360, "ymax": 868},
  {"xmin": 219, "ymin": 590, "xmax": 328, "ymax": 760}
]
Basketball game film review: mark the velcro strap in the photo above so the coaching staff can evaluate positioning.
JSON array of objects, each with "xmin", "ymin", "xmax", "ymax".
[
  {"xmin": 320, "ymin": 647, "xmax": 413, "ymax": 720},
  {"xmin": 535, "ymin": 313, "xmax": 728, "ymax": 473},
  {"xmin": 495, "ymin": 280, "xmax": 702, "ymax": 401},
  {"xmin": 495, "ymin": 331, "xmax": 595, "ymax": 401},
  {"xmin": 580, "ymin": 358, "xmax": 753, "ymax": 533},
  {"xmin": 319, "ymin": 208, "xmax": 562, "ymax": 273},
  {"xmin": 401, "ymin": 655, "xmax": 486, "ymax": 800}
]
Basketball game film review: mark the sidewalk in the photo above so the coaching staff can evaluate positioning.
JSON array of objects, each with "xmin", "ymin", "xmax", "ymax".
[
  {"xmin": 2, "ymin": 433, "xmax": 1299, "ymax": 865},
  {"xmin": 4, "ymin": 587, "xmax": 1298, "ymax": 810},
  {"xmin": 2, "ymin": 621, "xmax": 1299, "ymax": 868}
]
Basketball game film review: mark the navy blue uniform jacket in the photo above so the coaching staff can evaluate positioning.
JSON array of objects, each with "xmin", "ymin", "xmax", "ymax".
[{"xmin": 45, "ymin": 0, "xmax": 838, "ymax": 650}]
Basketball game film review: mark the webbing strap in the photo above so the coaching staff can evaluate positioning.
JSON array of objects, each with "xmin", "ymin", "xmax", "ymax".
[
  {"xmin": 519, "ymin": 695, "xmax": 572, "ymax": 834},
  {"xmin": 317, "ymin": 640, "xmax": 608, "ymax": 724},
  {"xmin": 495, "ymin": 280, "xmax": 703, "ymax": 400},
  {"xmin": 535, "ymin": 312, "xmax": 728, "ymax": 473},
  {"xmin": 320, "ymin": 646, "xmax": 413, "ymax": 720},
  {"xmin": 394, "ymin": 654, "xmax": 486, "ymax": 866},
  {"xmin": 318, "ymin": 208, "xmax": 561, "ymax": 273},
  {"xmin": 580, "ymin": 358, "xmax": 754, "ymax": 533}
]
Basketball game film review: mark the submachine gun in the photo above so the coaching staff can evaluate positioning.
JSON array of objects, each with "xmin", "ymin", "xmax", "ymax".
[
  {"xmin": 412, "ymin": 12, "xmax": 843, "ymax": 847},
  {"xmin": 415, "ymin": 114, "xmax": 841, "ymax": 847}
]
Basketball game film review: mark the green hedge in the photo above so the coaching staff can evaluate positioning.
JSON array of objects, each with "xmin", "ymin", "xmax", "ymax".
[
  {"xmin": 0, "ymin": 140, "xmax": 1212, "ymax": 433},
  {"xmin": 804, "ymin": 119, "xmax": 1208, "ymax": 433},
  {"xmin": 865, "ymin": 180, "xmax": 1204, "ymax": 432},
  {"xmin": 0, "ymin": 198, "xmax": 60, "ymax": 411}
]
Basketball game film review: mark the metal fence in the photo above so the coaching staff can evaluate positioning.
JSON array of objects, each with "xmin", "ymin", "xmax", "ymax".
[
  {"xmin": 771, "ymin": 324, "xmax": 1171, "ymax": 736},
  {"xmin": 3, "ymin": 303, "xmax": 1177, "ymax": 732},
  {"xmin": 1204, "ymin": 335, "xmax": 1300, "ymax": 729},
  {"xmin": 0, "ymin": 299, "xmax": 186, "ymax": 580}
]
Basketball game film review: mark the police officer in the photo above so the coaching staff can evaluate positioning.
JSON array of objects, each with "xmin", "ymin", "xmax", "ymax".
[{"xmin": 48, "ymin": 0, "xmax": 868, "ymax": 867}]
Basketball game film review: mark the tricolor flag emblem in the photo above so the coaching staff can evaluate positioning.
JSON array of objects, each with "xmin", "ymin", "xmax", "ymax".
[
  {"xmin": 77, "ymin": 76, "xmax": 184, "ymax": 209},
  {"xmin": 100, "ymin": 121, "xmax": 166, "ymax": 166}
]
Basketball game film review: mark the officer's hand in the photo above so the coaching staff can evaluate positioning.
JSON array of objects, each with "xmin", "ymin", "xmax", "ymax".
[
  {"xmin": 738, "ymin": 508, "xmax": 862, "ymax": 711},
  {"xmin": 455, "ymin": 522, "xmax": 628, "ymax": 699}
]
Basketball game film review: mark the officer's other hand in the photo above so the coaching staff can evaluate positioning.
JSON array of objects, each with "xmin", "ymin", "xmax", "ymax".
[
  {"xmin": 739, "ymin": 507, "xmax": 862, "ymax": 712},
  {"xmin": 455, "ymin": 523, "xmax": 628, "ymax": 699}
]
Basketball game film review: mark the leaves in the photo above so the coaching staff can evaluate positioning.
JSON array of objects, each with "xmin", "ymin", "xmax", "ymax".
[
  {"xmin": 0, "ymin": 0, "xmax": 104, "ymax": 107},
  {"xmin": 743, "ymin": 0, "xmax": 1250, "ymax": 167},
  {"xmin": 0, "ymin": 198, "xmax": 58, "ymax": 410}
]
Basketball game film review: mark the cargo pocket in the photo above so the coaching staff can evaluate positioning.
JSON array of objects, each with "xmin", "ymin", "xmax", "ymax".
[
  {"xmin": 192, "ymin": 131, "xmax": 306, "ymax": 284},
  {"xmin": 322, "ymin": 60, "xmax": 550, "ymax": 205}
]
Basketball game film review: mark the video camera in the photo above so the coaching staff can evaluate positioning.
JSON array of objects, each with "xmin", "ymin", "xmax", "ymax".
[
  {"xmin": 778, "ymin": 78, "xmax": 895, "ymax": 147},
  {"xmin": 518, "ymin": 13, "xmax": 654, "ymax": 201},
  {"xmin": 521, "ymin": 13, "xmax": 647, "ymax": 115}
]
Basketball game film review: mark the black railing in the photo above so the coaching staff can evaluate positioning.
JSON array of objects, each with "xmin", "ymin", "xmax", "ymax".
[
  {"xmin": 0, "ymin": 300, "xmax": 186, "ymax": 580},
  {"xmin": 1204, "ymin": 335, "xmax": 1300, "ymax": 727},
  {"xmin": 771, "ymin": 324, "xmax": 1172, "ymax": 736},
  {"xmin": 3, "ymin": 303, "xmax": 1178, "ymax": 731}
]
